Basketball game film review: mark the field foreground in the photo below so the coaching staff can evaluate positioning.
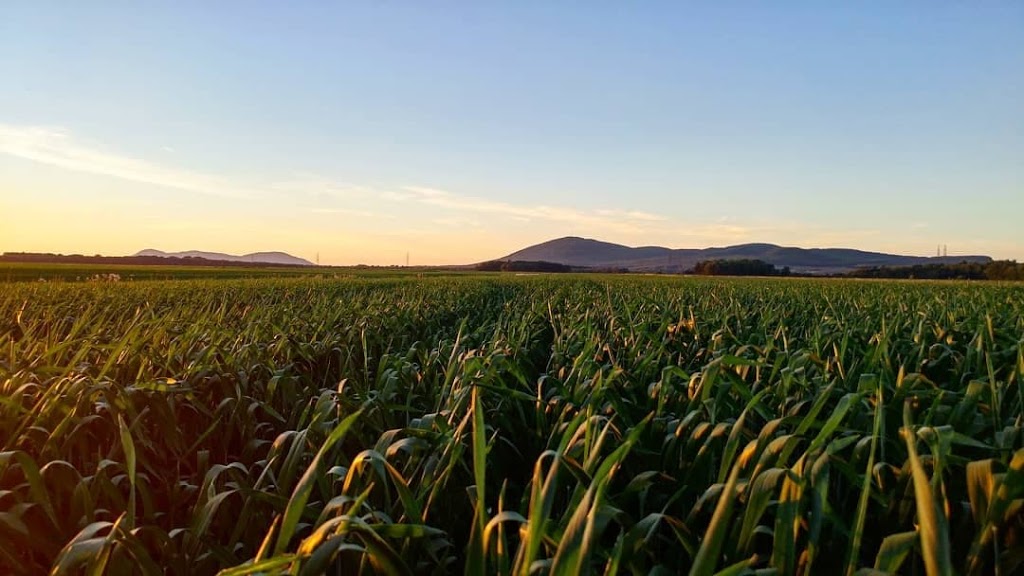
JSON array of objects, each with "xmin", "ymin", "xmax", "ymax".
[{"xmin": 1, "ymin": 275, "xmax": 1022, "ymax": 575}]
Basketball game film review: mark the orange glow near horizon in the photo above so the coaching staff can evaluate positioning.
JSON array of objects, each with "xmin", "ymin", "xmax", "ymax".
[{"xmin": 2, "ymin": 127, "xmax": 1022, "ymax": 265}]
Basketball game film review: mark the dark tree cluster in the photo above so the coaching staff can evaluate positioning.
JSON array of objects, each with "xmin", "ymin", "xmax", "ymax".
[
  {"xmin": 690, "ymin": 259, "xmax": 790, "ymax": 277},
  {"xmin": 475, "ymin": 260, "xmax": 574, "ymax": 273},
  {"xmin": 846, "ymin": 260, "xmax": 1024, "ymax": 281}
]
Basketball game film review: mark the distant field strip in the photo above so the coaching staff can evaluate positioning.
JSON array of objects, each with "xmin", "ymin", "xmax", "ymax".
[{"xmin": 1, "ymin": 276, "xmax": 1022, "ymax": 574}]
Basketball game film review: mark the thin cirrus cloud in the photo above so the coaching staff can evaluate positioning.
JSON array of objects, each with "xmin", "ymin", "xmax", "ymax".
[
  {"xmin": 310, "ymin": 207, "xmax": 385, "ymax": 219},
  {"xmin": 0, "ymin": 123, "xmax": 254, "ymax": 199},
  {"xmin": 390, "ymin": 186, "xmax": 671, "ymax": 234},
  {"xmin": 0, "ymin": 123, "xmax": 677, "ymax": 237},
  {"xmin": 7, "ymin": 123, "xmax": 889, "ymax": 252},
  {"xmin": 271, "ymin": 176, "xmax": 380, "ymax": 201},
  {"xmin": 2, "ymin": 123, "xmax": 877, "ymax": 251}
]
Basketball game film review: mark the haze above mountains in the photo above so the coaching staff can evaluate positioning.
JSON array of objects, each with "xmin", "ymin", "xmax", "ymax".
[{"xmin": 134, "ymin": 238, "xmax": 991, "ymax": 273}]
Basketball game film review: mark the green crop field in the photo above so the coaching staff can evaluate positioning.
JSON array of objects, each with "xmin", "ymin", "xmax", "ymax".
[
  {"xmin": 1, "ymin": 275, "xmax": 1022, "ymax": 575},
  {"xmin": 0, "ymin": 262, "xmax": 464, "ymax": 283}
]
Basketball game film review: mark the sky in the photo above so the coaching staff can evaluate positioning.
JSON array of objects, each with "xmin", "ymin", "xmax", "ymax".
[{"xmin": 1, "ymin": 2, "xmax": 1021, "ymax": 265}]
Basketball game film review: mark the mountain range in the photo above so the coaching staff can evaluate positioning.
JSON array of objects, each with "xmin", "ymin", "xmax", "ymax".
[
  {"xmin": 135, "ymin": 249, "xmax": 314, "ymax": 266},
  {"xmin": 499, "ymin": 237, "xmax": 991, "ymax": 274}
]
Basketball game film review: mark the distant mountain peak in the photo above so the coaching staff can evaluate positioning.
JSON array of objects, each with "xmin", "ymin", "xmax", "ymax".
[
  {"xmin": 498, "ymin": 237, "xmax": 991, "ymax": 274},
  {"xmin": 133, "ymin": 249, "xmax": 314, "ymax": 266},
  {"xmin": 727, "ymin": 242, "xmax": 781, "ymax": 250}
]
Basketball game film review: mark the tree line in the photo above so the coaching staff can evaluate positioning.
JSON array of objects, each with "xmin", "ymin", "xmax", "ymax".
[
  {"xmin": 844, "ymin": 260, "xmax": 1024, "ymax": 281},
  {"xmin": 474, "ymin": 258, "xmax": 1024, "ymax": 280},
  {"xmin": 691, "ymin": 259, "xmax": 792, "ymax": 276},
  {"xmin": 475, "ymin": 260, "xmax": 574, "ymax": 273}
]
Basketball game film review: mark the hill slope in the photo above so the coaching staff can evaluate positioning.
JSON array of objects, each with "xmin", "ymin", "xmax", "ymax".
[
  {"xmin": 500, "ymin": 237, "xmax": 991, "ymax": 273},
  {"xmin": 135, "ymin": 249, "xmax": 314, "ymax": 266}
]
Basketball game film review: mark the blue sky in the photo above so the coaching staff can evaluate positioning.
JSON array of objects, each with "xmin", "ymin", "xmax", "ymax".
[{"xmin": 2, "ymin": 1, "xmax": 1021, "ymax": 264}]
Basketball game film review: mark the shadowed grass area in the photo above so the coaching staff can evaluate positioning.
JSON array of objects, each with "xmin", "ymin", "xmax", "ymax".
[{"xmin": 0, "ymin": 275, "xmax": 1022, "ymax": 574}]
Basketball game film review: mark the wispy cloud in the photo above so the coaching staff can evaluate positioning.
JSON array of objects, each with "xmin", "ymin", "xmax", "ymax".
[
  {"xmin": 0, "ymin": 124, "xmax": 681, "ymax": 235},
  {"xmin": 432, "ymin": 216, "xmax": 484, "ymax": 228},
  {"xmin": 595, "ymin": 209, "xmax": 666, "ymax": 222},
  {"xmin": 5, "ymin": 123, "xmax": 902, "ymax": 254},
  {"xmin": 291, "ymin": 181, "xmax": 753, "ymax": 243},
  {"xmin": 311, "ymin": 207, "xmax": 383, "ymax": 218},
  {"xmin": 0, "ymin": 124, "xmax": 253, "ymax": 198},
  {"xmin": 391, "ymin": 185, "xmax": 671, "ymax": 234},
  {"xmin": 272, "ymin": 176, "xmax": 379, "ymax": 200}
]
